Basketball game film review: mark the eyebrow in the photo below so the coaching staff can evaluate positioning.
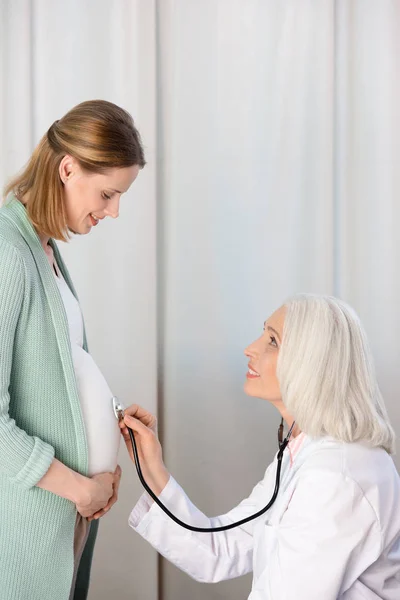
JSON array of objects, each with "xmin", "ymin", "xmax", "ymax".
[
  {"xmin": 264, "ymin": 322, "xmax": 281, "ymax": 342},
  {"xmin": 110, "ymin": 188, "xmax": 122, "ymax": 194}
]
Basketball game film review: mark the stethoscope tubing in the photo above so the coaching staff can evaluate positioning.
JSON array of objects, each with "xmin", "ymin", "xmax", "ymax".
[{"xmin": 127, "ymin": 421, "xmax": 295, "ymax": 533}]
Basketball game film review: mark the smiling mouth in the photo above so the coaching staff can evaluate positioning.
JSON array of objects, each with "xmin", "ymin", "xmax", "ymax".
[
  {"xmin": 247, "ymin": 366, "xmax": 260, "ymax": 378},
  {"xmin": 90, "ymin": 214, "xmax": 99, "ymax": 226}
]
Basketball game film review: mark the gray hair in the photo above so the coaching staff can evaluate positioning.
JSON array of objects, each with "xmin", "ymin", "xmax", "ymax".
[{"xmin": 277, "ymin": 294, "xmax": 395, "ymax": 454}]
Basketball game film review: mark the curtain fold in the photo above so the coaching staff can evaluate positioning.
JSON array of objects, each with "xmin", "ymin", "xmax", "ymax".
[{"xmin": 1, "ymin": 2, "xmax": 398, "ymax": 599}]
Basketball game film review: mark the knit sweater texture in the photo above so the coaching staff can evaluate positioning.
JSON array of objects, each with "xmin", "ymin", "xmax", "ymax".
[{"xmin": 0, "ymin": 198, "xmax": 92, "ymax": 599}]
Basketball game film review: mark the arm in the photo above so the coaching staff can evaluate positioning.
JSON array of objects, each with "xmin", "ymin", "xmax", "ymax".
[
  {"xmin": 0, "ymin": 238, "xmax": 114, "ymax": 513},
  {"xmin": 264, "ymin": 470, "xmax": 381, "ymax": 599},
  {"xmin": 0, "ymin": 238, "xmax": 55, "ymax": 487},
  {"xmin": 37, "ymin": 458, "xmax": 115, "ymax": 516},
  {"xmin": 130, "ymin": 470, "xmax": 274, "ymax": 583},
  {"xmin": 121, "ymin": 405, "xmax": 276, "ymax": 583}
]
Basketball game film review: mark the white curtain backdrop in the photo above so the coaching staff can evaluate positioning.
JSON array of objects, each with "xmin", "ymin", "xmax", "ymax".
[
  {"xmin": 1, "ymin": 1, "xmax": 399, "ymax": 599},
  {"xmin": 1, "ymin": 1, "xmax": 159, "ymax": 599}
]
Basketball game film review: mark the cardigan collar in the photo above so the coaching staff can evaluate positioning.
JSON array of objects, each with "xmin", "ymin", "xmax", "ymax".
[{"xmin": 3, "ymin": 196, "xmax": 84, "ymax": 311}]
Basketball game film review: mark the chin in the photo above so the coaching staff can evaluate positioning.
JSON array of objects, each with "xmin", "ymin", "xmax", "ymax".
[
  {"xmin": 244, "ymin": 380, "xmax": 261, "ymax": 398},
  {"xmin": 68, "ymin": 223, "xmax": 90, "ymax": 236}
]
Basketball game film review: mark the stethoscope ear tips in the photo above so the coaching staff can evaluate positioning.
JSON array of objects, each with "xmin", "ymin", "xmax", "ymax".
[{"xmin": 112, "ymin": 396, "xmax": 125, "ymax": 422}]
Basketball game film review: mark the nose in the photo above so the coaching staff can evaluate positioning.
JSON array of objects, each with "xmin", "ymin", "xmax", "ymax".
[
  {"xmin": 244, "ymin": 341, "xmax": 257, "ymax": 359},
  {"xmin": 104, "ymin": 196, "xmax": 120, "ymax": 219},
  {"xmin": 244, "ymin": 335, "xmax": 263, "ymax": 359}
]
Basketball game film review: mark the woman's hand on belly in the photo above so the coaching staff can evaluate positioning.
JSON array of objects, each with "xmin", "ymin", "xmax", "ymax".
[
  {"xmin": 76, "ymin": 471, "xmax": 115, "ymax": 518},
  {"xmin": 88, "ymin": 464, "xmax": 122, "ymax": 521}
]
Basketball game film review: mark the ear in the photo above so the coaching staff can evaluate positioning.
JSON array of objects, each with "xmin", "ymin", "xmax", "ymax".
[{"xmin": 59, "ymin": 155, "xmax": 77, "ymax": 184}]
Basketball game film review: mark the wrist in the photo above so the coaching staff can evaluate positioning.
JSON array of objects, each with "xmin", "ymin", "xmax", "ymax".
[
  {"xmin": 37, "ymin": 458, "xmax": 93, "ymax": 505},
  {"xmin": 70, "ymin": 472, "xmax": 92, "ymax": 506},
  {"xmin": 151, "ymin": 467, "xmax": 170, "ymax": 496}
]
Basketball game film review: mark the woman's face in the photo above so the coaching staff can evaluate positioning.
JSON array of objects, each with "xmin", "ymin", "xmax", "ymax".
[
  {"xmin": 60, "ymin": 156, "xmax": 140, "ymax": 235},
  {"xmin": 244, "ymin": 305, "xmax": 285, "ymax": 405}
]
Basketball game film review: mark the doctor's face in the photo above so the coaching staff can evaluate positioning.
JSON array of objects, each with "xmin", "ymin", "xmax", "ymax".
[{"xmin": 243, "ymin": 306, "xmax": 285, "ymax": 405}]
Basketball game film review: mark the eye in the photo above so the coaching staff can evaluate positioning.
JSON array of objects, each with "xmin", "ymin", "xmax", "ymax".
[
  {"xmin": 102, "ymin": 192, "xmax": 111, "ymax": 200},
  {"xmin": 269, "ymin": 335, "xmax": 278, "ymax": 348}
]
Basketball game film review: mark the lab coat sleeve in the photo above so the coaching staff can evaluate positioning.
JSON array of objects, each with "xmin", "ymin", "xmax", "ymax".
[
  {"xmin": 265, "ymin": 470, "xmax": 382, "ymax": 600},
  {"xmin": 129, "ymin": 466, "xmax": 274, "ymax": 583}
]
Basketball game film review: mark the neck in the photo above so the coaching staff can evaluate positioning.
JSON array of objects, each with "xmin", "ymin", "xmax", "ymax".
[
  {"xmin": 38, "ymin": 232, "xmax": 51, "ymax": 251},
  {"xmin": 278, "ymin": 407, "xmax": 301, "ymax": 439}
]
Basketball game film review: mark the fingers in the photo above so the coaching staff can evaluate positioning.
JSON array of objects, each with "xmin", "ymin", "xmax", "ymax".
[
  {"xmin": 94, "ymin": 471, "xmax": 114, "ymax": 484},
  {"xmin": 89, "ymin": 495, "xmax": 114, "ymax": 520},
  {"xmin": 87, "ymin": 499, "xmax": 112, "ymax": 521},
  {"xmin": 88, "ymin": 466, "xmax": 121, "ymax": 522},
  {"xmin": 123, "ymin": 414, "xmax": 141, "ymax": 429},
  {"xmin": 92, "ymin": 471, "xmax": 115, "ymax": 493},
  {"xmin": 88, "ymin": 507, "xmax": 106, "ymax": 521},
  {"xmin": 89, "ymin": 490, "xmax": 117, "ymax": 521},
  {"xmin": 113, "ymin": 465, "xmax": 122, "ymax": 493},
  {"xmin": 122, "ymin": 404, "xmax": 157, "ymax": 429},
  {"xmin": 123, "ymin": 413, "xmax": 152, "ymax": 435}
]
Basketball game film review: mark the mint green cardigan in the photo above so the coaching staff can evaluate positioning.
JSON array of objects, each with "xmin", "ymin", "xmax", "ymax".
[{"xmin": 0, "ymin": 198, "xmax": 97, "ymax": 599}]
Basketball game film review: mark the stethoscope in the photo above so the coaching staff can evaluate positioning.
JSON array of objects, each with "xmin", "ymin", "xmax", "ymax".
[{"xmin": 112, "ymin": 397, "xmax": 295, "ymax": 533}]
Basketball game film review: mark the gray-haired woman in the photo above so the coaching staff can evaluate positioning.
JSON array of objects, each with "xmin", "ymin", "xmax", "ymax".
[{"xmin": 117, "ymin": 294, "xmax": 400, "ymax": 600}]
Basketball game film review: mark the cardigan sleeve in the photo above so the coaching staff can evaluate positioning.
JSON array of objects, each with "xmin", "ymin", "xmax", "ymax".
[{"xmin": 0, "ymin": 237, "xmax": 55, "ymax": 489}]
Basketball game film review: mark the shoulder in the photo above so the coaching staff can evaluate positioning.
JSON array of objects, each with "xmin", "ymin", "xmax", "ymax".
[
  {"xmin": 0, "ymin": 205, "xmax": 29, "ymax": 255},
  {"xmin": 0, "ymin": 229, "xmax": 28, "ymax": 287},
  {"xmin": 294, "ymin": 437, "xmax": 400, "ymax": 522},
  {"xmin": 298, "ymin": 437, "xmax": 397, "ymax": 482},
  {"xmin": 0, "ymin": 202, "xmax": 41, "ymax": 269},
  {"xmin": 288, "ymin": 443, "xmax": 376, "ymax": 522},
  {"xmin": 0, "ymin": 236, "xmax": 25, "ymax": 307},
  {"xmin": 0, "ymin": 234, "xmax": 25, "ymax": 272}
]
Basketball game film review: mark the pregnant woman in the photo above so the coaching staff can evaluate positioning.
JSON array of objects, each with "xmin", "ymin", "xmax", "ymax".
[{"xmin": 0, "ymin": 99, "xmax": 145, "ymax": 600}]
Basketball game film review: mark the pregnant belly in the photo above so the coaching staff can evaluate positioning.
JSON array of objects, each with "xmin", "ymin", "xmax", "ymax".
[{"xmin": 72, "ymin": 346, "xmax": 121, "ymax": 476}]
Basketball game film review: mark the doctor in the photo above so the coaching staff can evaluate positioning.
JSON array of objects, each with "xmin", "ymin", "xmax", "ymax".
[{"xmin": 116, "ymin": 294, "xmax": 400, "ymax": 599}]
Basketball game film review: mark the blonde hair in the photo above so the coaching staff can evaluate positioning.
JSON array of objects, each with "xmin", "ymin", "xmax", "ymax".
[
  {"xmin": 3, "ymin": 100, "xmax": 145, "ymax": 241},
  {"xmin": 277, "ymin": 294, "xmax": 395, "ymax": 454}
]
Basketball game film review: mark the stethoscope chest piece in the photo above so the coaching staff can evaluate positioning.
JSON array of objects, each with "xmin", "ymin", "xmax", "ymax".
[{"xmin": 112, "ymin": 396, "xmax": 125, "ymax": 423}]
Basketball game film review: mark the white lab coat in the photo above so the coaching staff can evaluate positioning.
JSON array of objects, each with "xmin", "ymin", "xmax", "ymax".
[{"xmin": 129, "ymin": 435, "xmax": 400, "ymax": 599}]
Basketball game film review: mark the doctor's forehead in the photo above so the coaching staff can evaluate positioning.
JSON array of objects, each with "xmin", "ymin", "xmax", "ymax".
[{"xmin": 263, "ymin": 306, "xmax": 286, "ymax": 336}]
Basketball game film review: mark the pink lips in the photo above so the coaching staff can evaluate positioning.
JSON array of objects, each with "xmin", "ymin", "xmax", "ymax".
[{"xmin": 246, "ymin": 364, "xmax": 260, "ymax": 379}]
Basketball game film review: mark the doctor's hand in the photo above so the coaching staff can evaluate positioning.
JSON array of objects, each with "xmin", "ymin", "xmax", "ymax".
[{"xmin": 119, "ymin": 404, "xmax": 170, "ymax": 496}]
